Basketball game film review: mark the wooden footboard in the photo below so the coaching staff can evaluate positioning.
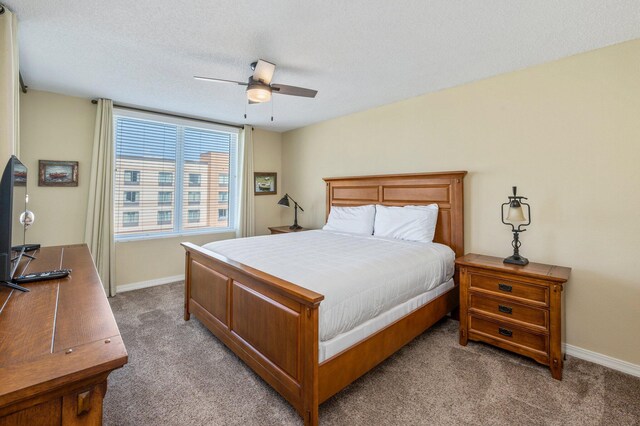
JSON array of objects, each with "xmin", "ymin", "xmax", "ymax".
[{"xmin": 182, "ymin": 242, "xmax": 324, "ymax": 425}]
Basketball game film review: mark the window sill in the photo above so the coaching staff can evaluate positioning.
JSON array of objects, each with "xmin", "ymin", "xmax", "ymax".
[{"xmin": 115, "ymin": 227, "xmax": 236, "ymax": 242}]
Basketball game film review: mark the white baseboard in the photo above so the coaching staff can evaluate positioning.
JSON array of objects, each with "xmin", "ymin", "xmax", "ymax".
[
  {"xmin": 117, "ymin": 274, "xmax": 184, "ymax": 293},
  {"xmin": 564, "ymin": 343, "xmax": 640, "ymax": 378}
]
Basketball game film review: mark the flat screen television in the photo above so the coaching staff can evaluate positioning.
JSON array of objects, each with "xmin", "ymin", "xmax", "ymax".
[{"xmin": 0, "ymin": 155, "xmax": 29, "ymax": 290}]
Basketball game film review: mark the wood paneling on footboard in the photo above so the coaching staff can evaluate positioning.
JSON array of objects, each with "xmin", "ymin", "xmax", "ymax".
[
  {"xmin": 191, "ymin": 261, "xmax": 229, "ymax": 327},
  {"xmin": 232, "ymin": 281, "xmax": 301, "ymax": 381}
]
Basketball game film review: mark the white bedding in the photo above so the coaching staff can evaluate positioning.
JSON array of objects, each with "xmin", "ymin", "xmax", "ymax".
[{"xmin": 201, "ymin": 230, "xmax": 455, "ymax": 343}]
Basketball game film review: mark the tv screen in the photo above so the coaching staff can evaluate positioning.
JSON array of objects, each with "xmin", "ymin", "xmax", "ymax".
[
  {"xmin": 12, "ymin": 162, "xmax": 27, "ymax": 247},
  {"xmin": 0, "ymin": 155, "xmax": 28, "ymax": 282}
]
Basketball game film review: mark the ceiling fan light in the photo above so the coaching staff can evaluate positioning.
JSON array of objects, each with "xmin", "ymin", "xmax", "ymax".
[{"xmin": 247, "ymin": 85, "xmax": 272, "ymax": 103}]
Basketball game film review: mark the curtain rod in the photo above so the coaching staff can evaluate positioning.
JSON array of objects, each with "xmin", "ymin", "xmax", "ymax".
[{"xmin": 91, "ymin": 99, "xmax": 244, "ymax": 130}]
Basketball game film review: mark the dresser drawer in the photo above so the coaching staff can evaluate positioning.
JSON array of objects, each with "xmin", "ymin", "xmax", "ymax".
[
  {"xmin": 469, "ymin": 294, "xmax": 548, "ymax": 331},
  {"xmin": 469, "ymin": 272, "xmax": 548, "ymax": 306},
  {"xmin": 469, "ymin": 315, "xmax": 548, "ymax": 359}
]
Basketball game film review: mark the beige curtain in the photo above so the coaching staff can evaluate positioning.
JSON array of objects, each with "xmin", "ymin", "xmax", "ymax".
[
  {"xmin": 85, "ymin": 99, "xmax": 116, "ymax": 296},
  {"xmin": 237, "ymin": 125, "xmax": 255, "ymax": 237},
  {"xmin": 0, "ymin": 6, "xmax": 19, "ymax": 160}
]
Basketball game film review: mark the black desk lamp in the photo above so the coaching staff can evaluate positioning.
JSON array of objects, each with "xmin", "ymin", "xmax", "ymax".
[
  {"xmin": 278, "ymin": 193, "xmax": 304, "ymax": 230},
  {"xmin": 501, "ymin": 186, "xmax": 531, "ymax": 265}
]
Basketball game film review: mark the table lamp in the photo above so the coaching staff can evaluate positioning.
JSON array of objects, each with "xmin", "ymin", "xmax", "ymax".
[
  {"xmin": 277, "ymin": 193, "xmax": 304, "ymax": 230},
  {"xmin": 501, "ymin": 186, "xmax": 531, "ymax": 265}
]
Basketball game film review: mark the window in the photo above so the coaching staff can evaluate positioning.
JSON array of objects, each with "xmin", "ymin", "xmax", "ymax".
[
  {"xmin": 113, "ymin": 110, "xmax": 239, "ymax": 239},
  {"xmin": 123, "ymin": 211, "xmax": 139, "ymax": 227},
  {"xmin": 124, "ymin": 170, "xmax": 140, "ymax": 185},
  {"xmin": 158, "ymin": 172, "xmax": 173, "ymax": 186},
  {"xmin": 188, "ymin": 209, "xmax": 200, "ymax": 223},
  {"xmin": 188, "ymin": 191, "xmax": 201, "ymax": 205},
  {"xmin": 218, "ymin": 208, "xmax": 228, "ymax": 220},
  {"xmin": 189, "ymin": 174, "xmax": 201, "ymax": 186},
  {"xmin": 157, "ymin": 211, "xmax": 172, "ymax": 225},
  {"xmin": 124, "ymin": 191, "xmax": 139, "ymax": 204},
  {"xmin": 158, "ymin": 191, "xmax": 172, "ymax": 205}
]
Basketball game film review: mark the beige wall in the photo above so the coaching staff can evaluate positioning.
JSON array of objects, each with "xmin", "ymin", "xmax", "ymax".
[
  {"xmin": 19, "ymin": 90, "xmax": 283, "ymax": 287},
  {"xmin": 282, "ymin": 39, "xmax": 640, "ymax": 365},
  {"xmin": 114, "ymin": 231, "xmax": 235, "ymax": 285},
  {"xmin": 253, "ymin": 128, "xmax": 283, "ymax": 235},
  {"xmin": 19, "ymin": 91, "xmax": 95, "ymax": 246}
]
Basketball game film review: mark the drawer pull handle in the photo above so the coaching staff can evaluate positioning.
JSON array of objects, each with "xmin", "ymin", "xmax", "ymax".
[
  {"xmin": 498, "ymin": 305, "xmax": 513, "ymax": 315},
  {"xmin": 499, "ymin": 327, "xmax": 513, "ymax": 337},
  {"xmin": 498, "ymin": 283, "xmax": 512, "ymax": 292}
]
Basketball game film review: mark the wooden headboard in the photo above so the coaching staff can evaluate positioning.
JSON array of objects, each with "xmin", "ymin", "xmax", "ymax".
[{"xmin": 323, "ymin": 171, "xmax": 467, "ymax": 258}]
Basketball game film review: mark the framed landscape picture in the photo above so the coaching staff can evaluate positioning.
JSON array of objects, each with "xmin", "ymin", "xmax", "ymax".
[
  {"xmin": 254, "ymin": 172, "xmax": 277, "ymax": 195},
  {"xmin": 14, "ymin": 162, "xmax": 27, "ymax": 186},
  {"xmin": 39, "ymin": 160, "xmax": 79, "ymax": 187}
]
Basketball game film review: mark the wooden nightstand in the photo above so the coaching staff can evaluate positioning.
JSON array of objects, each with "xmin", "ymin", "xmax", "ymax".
[
  {"xmin": 268, "ymin": 226, "xmax": 309, "ymax": 235},
  {"xmin": 456, "ymin": 253, "xmax": 571, "ymax": 380}
]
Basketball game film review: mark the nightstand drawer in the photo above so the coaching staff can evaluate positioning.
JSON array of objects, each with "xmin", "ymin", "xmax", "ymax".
[
  {"xmin": 469, "ymin": 315, "xmax": 548, "ymax": 358},
  {"xmin": 469, "ymin": 272, "xmax": 548, "ymax": 306},
  {"xmin": 469, "ymin": 294, "xmax": 548, "ymax": 330}
]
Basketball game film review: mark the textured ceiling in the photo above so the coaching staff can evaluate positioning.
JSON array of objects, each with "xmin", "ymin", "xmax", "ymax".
[{"xmin": 4, "ymin": 1, "xmax": 640, "ymax": 131}]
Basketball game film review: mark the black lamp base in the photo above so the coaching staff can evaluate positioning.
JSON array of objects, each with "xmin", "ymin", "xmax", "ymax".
[
  {"xmin": 288, "ymin": 224, "xmax": 302, "ymax": 230},
  {"xmin": 504, "ymin": 254, "xmax": 529, "ymax": 266}
]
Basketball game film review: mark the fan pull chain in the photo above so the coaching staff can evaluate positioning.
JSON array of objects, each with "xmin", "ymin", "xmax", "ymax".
[
  {"xmin": 244, "ymin": 101, "xmax": 247, "ymax": 120},
  {"xmin": 271, "ymin": 97, "xmax": 274, "ymax": 122}
]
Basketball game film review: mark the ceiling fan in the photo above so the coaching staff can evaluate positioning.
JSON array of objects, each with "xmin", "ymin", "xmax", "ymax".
[{"xmin": 194, "ymin": 59, "xmax": 317, "ymax": 104}]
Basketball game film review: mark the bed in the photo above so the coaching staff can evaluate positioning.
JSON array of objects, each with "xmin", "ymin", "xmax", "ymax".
[{"xmin": 182, "ymin": 171, "xmax": 466, "ymax": 425}]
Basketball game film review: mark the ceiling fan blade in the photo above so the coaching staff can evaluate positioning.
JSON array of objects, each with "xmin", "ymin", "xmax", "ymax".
[
  {"xmin": 194, "ymin": 76, "xmax": 248, "ymax": 86},
  {"xmin": 271, "ymin": 84, "xmax": 317, "ymax": 98},
  {"xmin": 253, "ymin": 59, "xmax": 276, "ymax": 84}
]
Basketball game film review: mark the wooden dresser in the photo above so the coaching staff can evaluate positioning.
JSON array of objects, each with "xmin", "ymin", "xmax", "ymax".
[
  {"xmin": 0, "ymin": 244, "xmax": 127, "ymax": 425},
  {"xmin": 456, "ymin": 253, "xmax": 570, "ymax": 380}
]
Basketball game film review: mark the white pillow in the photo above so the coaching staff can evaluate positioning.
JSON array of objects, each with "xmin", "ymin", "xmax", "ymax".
[
  {"xmin": 374, "ymin": 204, "xmax": 439, "ymax": 243},
  {"xmin": 322, "ymin": 205, "xmax": 376, "ymax": 235}
]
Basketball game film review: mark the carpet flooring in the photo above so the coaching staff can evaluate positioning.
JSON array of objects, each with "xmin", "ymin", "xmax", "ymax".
[{"xmin": 105, "ymin": 282, "xmax": 640, "ymax": 425}]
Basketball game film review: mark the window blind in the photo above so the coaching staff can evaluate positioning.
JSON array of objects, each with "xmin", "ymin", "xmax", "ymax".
[{"xmin": 113, "ymin": 111, "xmax": 239, "ymax": 240}]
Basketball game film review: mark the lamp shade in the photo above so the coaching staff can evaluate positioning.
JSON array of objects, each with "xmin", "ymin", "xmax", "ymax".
[
  {"xmin": 247, "ymin": 85, "xmax": 272, "ymax": 103},
  {"xmin": 506, "ymin": 204, "xmax": 526, "ymax": 222},
  {"xmin": 277, "ymin": 194, "xmax": 290, "ymax": 207}
]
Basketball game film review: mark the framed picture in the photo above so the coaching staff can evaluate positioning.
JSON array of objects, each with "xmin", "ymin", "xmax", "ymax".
[
  {"xmin": 254, "ymin": 172, "xmax": 277, "ymax": 195},
  {"xmin": 14, "ymin": 163, "xmax": 27, "ymax": 186},
  {"xmin": 38, "ymin": 160, "xmax": 79, "ymax": 187}
]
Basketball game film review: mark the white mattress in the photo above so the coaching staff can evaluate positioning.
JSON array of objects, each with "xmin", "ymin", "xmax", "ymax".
[{"xmin": 201, "ymin": 230, "xmax": 455, "ymax": 344}]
